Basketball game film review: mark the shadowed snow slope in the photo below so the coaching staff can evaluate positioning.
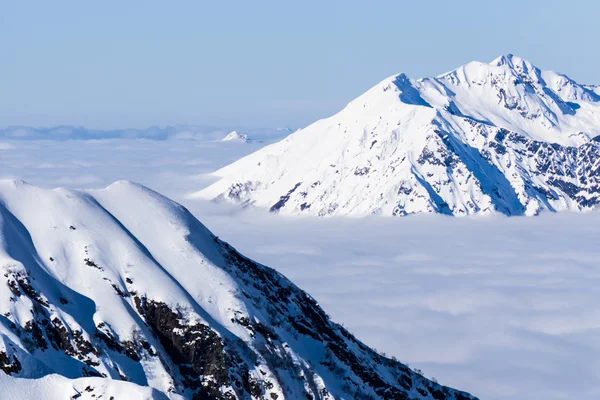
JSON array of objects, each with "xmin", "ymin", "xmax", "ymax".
[
  {"xmin": 198, "ymin": 54, "xmax": 600, "ymax": 217},
  {"xmin": 0, "ymin": 180, "xmax": 476, "ymax": 400}
]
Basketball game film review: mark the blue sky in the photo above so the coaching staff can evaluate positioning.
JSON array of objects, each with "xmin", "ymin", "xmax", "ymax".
[{"xmin": 1, "ymin": 0, "xmax": 599, "ymax": 130}]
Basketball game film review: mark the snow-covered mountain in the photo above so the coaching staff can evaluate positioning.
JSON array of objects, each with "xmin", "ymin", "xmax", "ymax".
[
  {"xmin": 197, "ymin": 55, "xmax": 600, "ymax": 216},
  {"xmin": 0, "ymin": 180, "xmax": 476, "ymax": 399},
  {"xmin": 222, "ymin": 131, "xmax": 250, "ymax": 143}
]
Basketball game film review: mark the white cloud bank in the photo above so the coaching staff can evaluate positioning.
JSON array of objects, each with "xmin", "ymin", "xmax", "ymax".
[{"xmin": 1, "ymin": 137, "xmax": 599, "ymax": 400}]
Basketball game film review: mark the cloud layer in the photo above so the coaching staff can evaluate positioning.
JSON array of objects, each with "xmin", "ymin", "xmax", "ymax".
[{"xmin": 1, "ymin": 136, "xmax": 599, "ymax": 400}]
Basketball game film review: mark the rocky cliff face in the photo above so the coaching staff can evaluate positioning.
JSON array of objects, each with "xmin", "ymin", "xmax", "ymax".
[
  {"xmin": 0, "ymin": 180, "xmax": 477, "ymax": 399},
  {"xmin": 197, "ymin": 55, "xmax": 600, "ymax": 217}
]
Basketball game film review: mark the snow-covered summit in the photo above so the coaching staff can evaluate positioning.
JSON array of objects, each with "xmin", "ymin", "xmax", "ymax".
[
  {"xmin": 222, "ymin": 131, "xmax": 250, "ymax": 142},
  {"xmin": 197, "ymin": 55, "xmax": 600, "ymax": 217},
  {"xmin": 0, "ymin": 181, "xmax": 476, "ymax": 399}
]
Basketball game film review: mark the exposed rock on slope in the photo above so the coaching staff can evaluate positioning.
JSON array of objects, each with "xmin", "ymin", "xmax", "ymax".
[
  {"xmin": 0, "ymin": 180, "xmax": 477, "ymax": 399},
  {"xmin": 198, "ymin": 55, "xmax": 600, "ymax": 216}
]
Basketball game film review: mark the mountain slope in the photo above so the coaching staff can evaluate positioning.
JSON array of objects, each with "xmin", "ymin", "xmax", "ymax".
[
  {"xmin": 0, "ymin": 180, "xmax": 476, "ymax": 400},
  {"xmin": 197, "ymin": 55, "xmax": 600, "ymax": 216}
]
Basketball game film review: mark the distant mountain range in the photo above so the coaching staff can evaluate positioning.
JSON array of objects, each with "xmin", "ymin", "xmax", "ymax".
[
  {"xmin": 198, "ymin": 55, "xmax": 600, "ymax": 216},
  {"xmin": 0, "ymin": 125, "xmax": 292, "ymax": 142},
  {"xmin": 0, "ymin": 180, "xmax": 477, "ymax": 399}
]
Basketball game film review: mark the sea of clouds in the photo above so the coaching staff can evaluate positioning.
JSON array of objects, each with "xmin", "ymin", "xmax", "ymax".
[{"xmin": 1, "ymin": 132, "xmax": 599, "ymax": 400}]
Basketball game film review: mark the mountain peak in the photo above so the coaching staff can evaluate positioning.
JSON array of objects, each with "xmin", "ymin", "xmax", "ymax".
[
  {"xmin": 0, "ymin": 182, "xmax": 478, "ymax": 399},
  {"xmin": 199, "ymin": 56, "xmax": 600, "ymax": 217},
  {"xmin": 491, "ymin": 53, "xmax": 531, "ymax": 67},
  {"xmin": 489, "ymin": 54, "xmax": 542, "ymax": 80},
  {"xmin": 222, "ymin": 131, "xmax": 249, "ymax": 142}
]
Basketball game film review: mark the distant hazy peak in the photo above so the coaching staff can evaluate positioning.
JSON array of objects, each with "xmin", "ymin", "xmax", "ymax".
[{"xmin": 222, "ymin": 130, "xmax": 250, "ymax": 142}]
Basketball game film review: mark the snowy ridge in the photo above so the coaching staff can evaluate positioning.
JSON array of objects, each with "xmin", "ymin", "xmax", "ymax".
[
  {"xmin": 197, "ymin": 55, "xmax": 600, "ymax": 216},
  {"xmin": 0, "ymin": 180, "xmax": 476, "ymax": 399}
]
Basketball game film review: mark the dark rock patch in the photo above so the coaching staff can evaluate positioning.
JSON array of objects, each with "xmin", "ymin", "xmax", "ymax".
[{"xmin": 270, "ymin": 182, "xmax": 302, "ymax": 212}]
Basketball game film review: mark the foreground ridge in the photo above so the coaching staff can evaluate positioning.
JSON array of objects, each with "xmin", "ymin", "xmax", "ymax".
[
  {"xmin": 0, "ymin": 180, "xmax": 477, "ymax": 399},
  {"xmin": 198, "ymin": 55, "xmax": 600, "ymax": 217}
]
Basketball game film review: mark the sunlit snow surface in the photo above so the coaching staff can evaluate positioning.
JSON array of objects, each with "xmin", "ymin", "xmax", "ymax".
[
  {"xmin": 198, "ymin": 55, "xmax": 600, "ymax": 217},
  {"xmin": 1, "ymin": 137, "xmax": 599, "ymax": 400}
]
